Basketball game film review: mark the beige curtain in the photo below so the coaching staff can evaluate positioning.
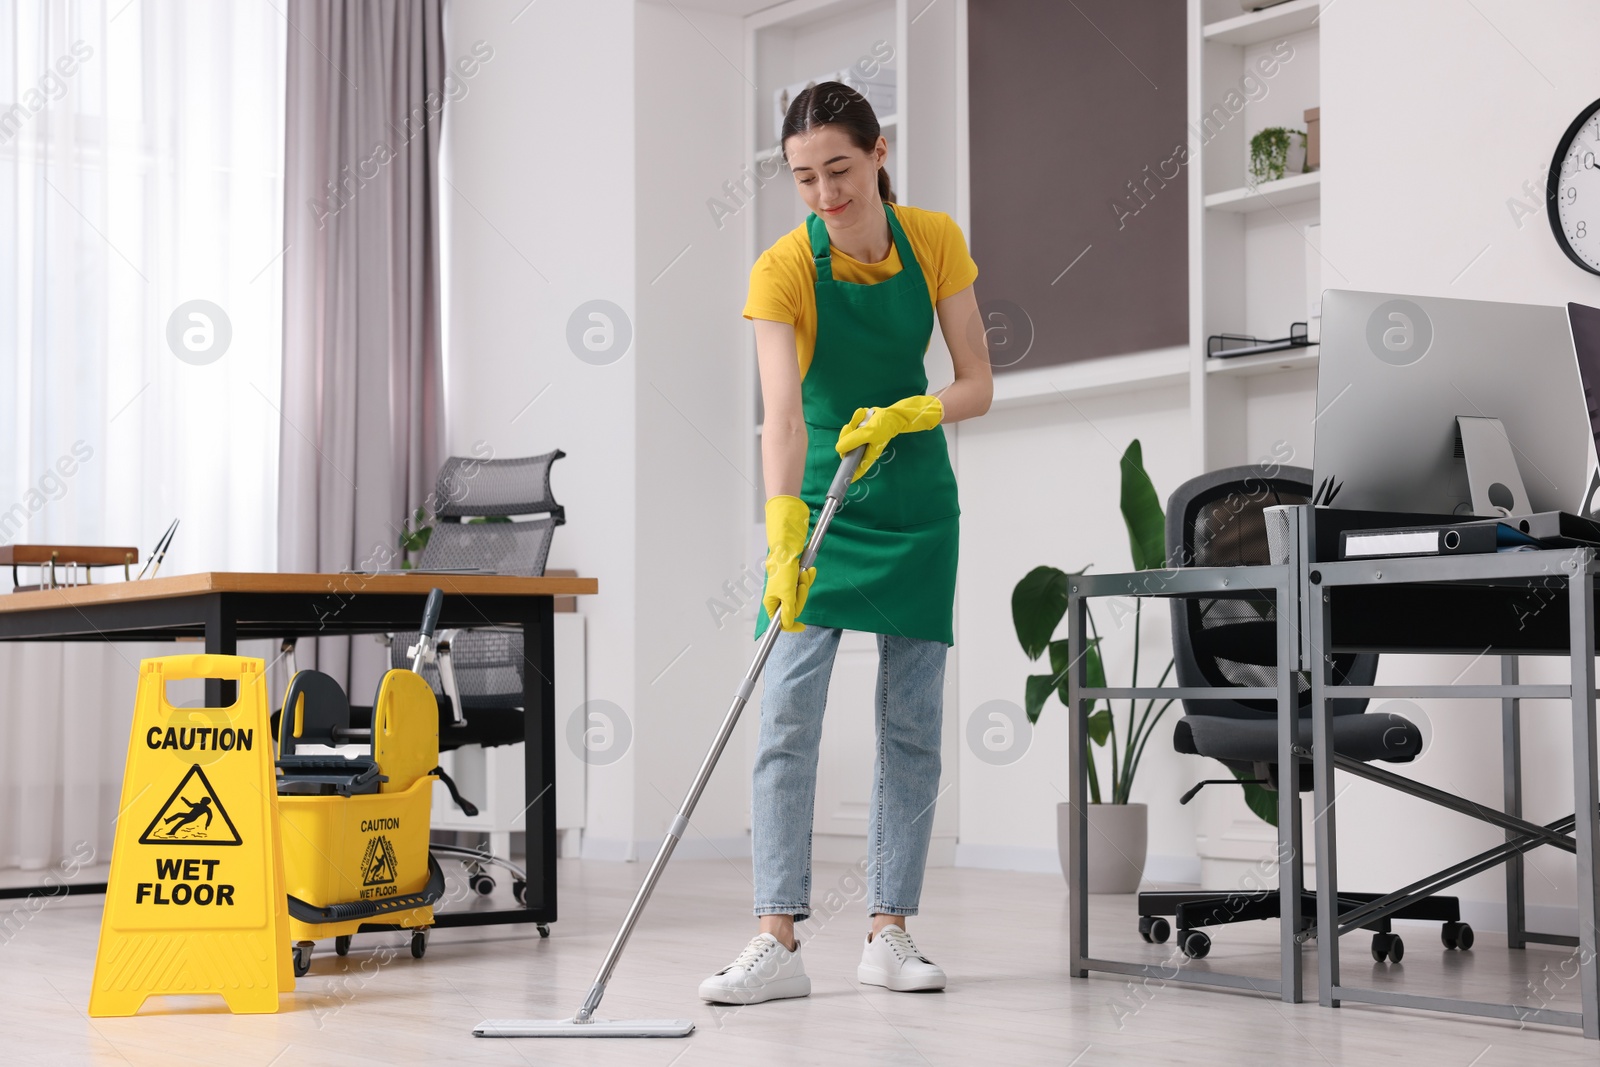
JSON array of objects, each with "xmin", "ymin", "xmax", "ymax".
[{"xmin": 278, "ymin": 0, "xmax": 446, "ymax": 693}]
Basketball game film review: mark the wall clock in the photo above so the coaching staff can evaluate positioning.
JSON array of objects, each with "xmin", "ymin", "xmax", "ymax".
[{"xmin": 1549, "ymin": 98, "xmax": 1600, "ymax": 275}]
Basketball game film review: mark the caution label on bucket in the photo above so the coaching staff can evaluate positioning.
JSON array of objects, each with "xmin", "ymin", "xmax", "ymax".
[{"xmin": 89, "ymin": 655, "xmax": 293, "ymax": 1017}]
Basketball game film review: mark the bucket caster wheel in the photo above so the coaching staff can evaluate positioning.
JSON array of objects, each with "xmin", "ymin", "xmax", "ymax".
[
  {"xmin": 1137, "ymin": 916, "xmax": 1171, "ymax": 944},
  {"xmin": 469, "ymin": 873, "xmax": 496, "ymax": 896},
  {"xmin": 513, "ymin": 879, "xmax": 528, "ymax": 906},
  {"xmin": 293, "ymin": 941, "xmax": 313, "ymax": 977},
  {"xmin": 411, "ymin": 928, "xmax": 429, "ymax": 960},
  {"xmin": 1371, "ymin": 932, "xmax": 1404, "ymax": 963},
  {"xmin": 537, "ymin": 923, "xmax": 550, "ymax": 939},
  {"xmin": 335, "ymin": 934, "xmax": 352, "ymax": 957},
  {"xmin": 1441, "ymin": 921, "xmax": 1474, "ymax": 951},
  {"xmin": 1178, "ymin": 929, "xmax": 1210, "ymax": 959}
]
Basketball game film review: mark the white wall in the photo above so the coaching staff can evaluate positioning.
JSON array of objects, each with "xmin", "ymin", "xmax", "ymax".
[
  {"xmin": 953, "ymin": 386, "xmax": 1201, "ymax": 880},
  {"xmin": 443, "ymin": 0, "xmax": 751, "ymax": 861},
  {"xmin": 442, "ymin": 0, "xmax": 640, "ymax": 853},
  {"xmin": 631, "ymin": 0, "xmax": 755, "ymax": 853},
  {"xmin": 1321, "ymin": 0, "xmax": 1600, "ymax": 930}
]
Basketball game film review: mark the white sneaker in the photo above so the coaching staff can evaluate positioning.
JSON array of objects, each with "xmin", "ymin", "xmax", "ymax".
[
  {"xmin": 857, "ymin": 924, "xmax": 946, "ymax": 991},
  {"xmin": 698, "ymin": 932, "xmax": 811, "ymax": 1005}
]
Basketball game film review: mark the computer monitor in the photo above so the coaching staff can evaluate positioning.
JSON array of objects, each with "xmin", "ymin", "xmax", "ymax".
[{"xmin": 1312, "ymin": 290, "xmax": 1592, "ymax": 516}]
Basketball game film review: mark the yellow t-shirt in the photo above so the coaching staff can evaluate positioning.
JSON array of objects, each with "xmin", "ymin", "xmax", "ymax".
[{"xmin": 742, "ymin": 203, "xmax": 979, "ymax": 379}]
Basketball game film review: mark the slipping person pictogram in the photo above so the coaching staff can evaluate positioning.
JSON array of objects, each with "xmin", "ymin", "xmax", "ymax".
[
  {"xmin": 138, "ymin": 763, "xmax": 243, "ymax": 846},
  {"xmin": 160, "ymin": 796, "xmax": 214, "ymax": 837}
]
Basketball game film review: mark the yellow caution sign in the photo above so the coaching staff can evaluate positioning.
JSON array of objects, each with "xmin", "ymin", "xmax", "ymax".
[{"xmin": 90, "ymin": 655, "xmax": 293, "ymax": 1016}]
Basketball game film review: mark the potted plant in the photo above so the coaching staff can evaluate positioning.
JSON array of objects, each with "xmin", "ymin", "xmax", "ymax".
[
  {"xmin": 1011, "ymin": 440, "xmax": 1176, "ymax": 893},
  {"xmin": 1248, "ymin": 126, "xmax": 1307, "ymax": 185}
]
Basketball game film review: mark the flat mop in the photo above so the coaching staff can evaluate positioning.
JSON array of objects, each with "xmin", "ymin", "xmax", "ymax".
[{"xmin": 475, "ymin": 444, "xmax": 868, "ymax": 1039}]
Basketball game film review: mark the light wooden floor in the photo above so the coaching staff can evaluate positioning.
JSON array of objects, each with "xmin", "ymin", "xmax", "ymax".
[{"xmin": 4, "ymin": 855, "xmax": 1599, "ymax": 1065}]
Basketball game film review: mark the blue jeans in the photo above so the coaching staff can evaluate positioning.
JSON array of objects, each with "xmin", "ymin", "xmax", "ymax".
[{"xmin": 751, "ymin": 624, "xmax": 947, "ymax": 922}]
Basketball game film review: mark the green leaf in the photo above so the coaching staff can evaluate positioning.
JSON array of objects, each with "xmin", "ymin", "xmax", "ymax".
[
  {"xmin": 1012, "ymin": 565, "xmax": 1070, "ymax": 661},
  {"xmin": 413, "ymin": 506, "xmax": 427, "ymax": 525},
  {"xmin": 400, "ymin": 560, "xmax": 414, "ymax": 571},
  {"xmin": 1119, "ymin": 439, "xmax": 1165, "ymax": 571},
  {"xmin": 1047, "ymin": 637, "xmax": 1103, "ymax": 704},
  {"xmin": 1024, "ymin": 674, "xmax": 1055, "ymax": 724},
  {"xmin": 466, "ymin": 515, "xmax": 512, "ymax": 524},
  {"xmin": 1236, "ymin": 770, "xmax": 1280, "ymax": 827},
  {"xmin": 1087, "ymin": 707, "xmax": 1112, "ymax": 746}
]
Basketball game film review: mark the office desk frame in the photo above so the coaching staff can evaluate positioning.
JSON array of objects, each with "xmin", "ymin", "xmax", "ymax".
[
  {"xmin": 0, "ymin": 572, "xmax": 596, "ymax": 934},
  {"xmin": 1067, "ymin": 563, "xmax": 1307, "ymax": 1002},
  {"xmin": 1309, "ymin": 548, "xmax": 1600, "ymax": 1037}
]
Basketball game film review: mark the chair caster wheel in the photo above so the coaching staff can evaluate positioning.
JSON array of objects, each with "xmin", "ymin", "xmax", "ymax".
[
  {"xmin": 537, "ymin": 924, "xmax": 550, "ymax": 939},
  {"xmin": 470, "ymin": 873, "xmax": 496, "ymax": 896},
  {"xmin": 1441, "ymin": 921, "xmax": 1474, "ymax": 951},
  {"xmin": 411, "ymin": 928, "xmax": 429, "ymax": 960},
  {"xmin": 1371, "ymin": 932, "xmax": 1404, "ymax": 963},
  {"xmin": 335, "ymin": 934, "xmax": 352, "ymax": 957},
  {"xmin": 513, "ymin": 879, "xmax": 528, "ymax": 906},
  {"xmin": 1178, "ymin": 929, "xmax": 1210, "ymax": 959},
  {"xmin": 1138, "ymin": 916, "xmax": 1171, "ymax": 944},
  {"xmin": 293, "ymin": 941, "xmax": 313, "ymax": 977}
]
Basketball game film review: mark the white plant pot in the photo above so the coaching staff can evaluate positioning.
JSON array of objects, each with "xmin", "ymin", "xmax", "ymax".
[
  {"xmin": 1285, "ymin": 131, "xmax": 1308, "ymax": 176},
  {"xmin": 1058, "ymin": 802, "xmax": 1148, "ymax": 894}
]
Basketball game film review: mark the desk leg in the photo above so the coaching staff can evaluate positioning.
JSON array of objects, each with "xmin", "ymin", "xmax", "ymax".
[
  {"xmin": 1309, "ymin": 580, "xmax": 1340, "ymax": 1008},
  {"xmin": 1570, "ymin": 561, "xmax": 1600, "ymax": 1038},
  {"xmin": 203, "ymin": 593, "xmax": 237, "ymax": 708},
  {"xmin": 521, "ymin": 596, "xmax": 558, "ymax": 920},
  {"xmin": 1277, "ymin": 573, "xmax": 1303, "ymax": 1003},
  {"xmin": 1066, "ymin": 591, "xmax": 1088, "ymax": 979},
  {"xmin": 1503, "ymin": 655, "xmax": 1527, "ymax": 950}
]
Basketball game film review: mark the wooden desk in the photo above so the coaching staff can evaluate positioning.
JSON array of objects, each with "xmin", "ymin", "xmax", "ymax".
[{"xmin": 0, "ymin": 571, "xmax": 598, "ymax": 933}]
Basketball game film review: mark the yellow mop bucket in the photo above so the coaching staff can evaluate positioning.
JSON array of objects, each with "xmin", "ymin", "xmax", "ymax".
[{"xmin": 275, "ymin": 591, "xmax": 448, "ymax": 974}]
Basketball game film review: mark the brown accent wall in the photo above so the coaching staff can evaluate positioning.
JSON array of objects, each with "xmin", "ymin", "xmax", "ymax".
[{"xmin": 969, "ymin": 0, "xmax": 1188, "ymax": 371}]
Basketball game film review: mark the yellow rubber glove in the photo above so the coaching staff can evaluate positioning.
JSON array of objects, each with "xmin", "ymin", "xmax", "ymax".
[
  {"xmin": 834, "ymin": 394, "xmax": 944, "ymax": 482},
  {"xmin": 762, "ymin": 495, "xmax": 816, "ymax": 632}
]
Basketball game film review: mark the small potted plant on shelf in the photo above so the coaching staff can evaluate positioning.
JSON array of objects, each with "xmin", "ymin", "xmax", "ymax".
[
  {"xmin": 1248, "ymin": 126, "xmax": 1308, "ymax": 185},
  {"xmin": 1011, "ymin": 440, "xmax": 1175, "ymax": 894}
]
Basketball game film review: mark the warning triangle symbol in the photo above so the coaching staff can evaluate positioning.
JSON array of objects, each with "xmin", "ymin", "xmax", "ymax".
[
  {"xmin": 362, "ymin": 836, "xmax": 397, "ymax": 886},
  {"xmin": 138, "ymin": 764, "xmax": 243, "ymax": 846}
]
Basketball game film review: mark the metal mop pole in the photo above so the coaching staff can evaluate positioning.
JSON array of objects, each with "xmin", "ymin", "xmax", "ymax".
[{"xmin": 568, "ymin": 444, "xmax": 865, "ymax": 1026}]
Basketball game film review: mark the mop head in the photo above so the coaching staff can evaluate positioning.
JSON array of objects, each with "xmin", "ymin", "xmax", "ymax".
[{"xmin": 474, "ymin": 1017, "xmax": 695, "ymax": 1038}]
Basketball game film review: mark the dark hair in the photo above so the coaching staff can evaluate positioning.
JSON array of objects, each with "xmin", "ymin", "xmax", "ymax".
[{"xmin": 781, "ymin": 80, "xmax": 893, "ymax": 205}]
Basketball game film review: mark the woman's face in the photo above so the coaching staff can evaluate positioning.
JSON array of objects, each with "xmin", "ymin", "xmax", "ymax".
[{"xmin": 784, "ymin": 124, "xmax": 886, "ymax": 228}]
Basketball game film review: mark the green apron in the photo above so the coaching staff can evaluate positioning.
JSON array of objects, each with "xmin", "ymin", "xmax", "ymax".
[{"xmin": 754, "ymin": 203, "xmax": 960, "ymax": 646}]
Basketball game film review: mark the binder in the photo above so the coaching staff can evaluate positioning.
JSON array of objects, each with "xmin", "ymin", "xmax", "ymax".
[{"xmin": 1340, "ymin": 521, "xmax": 1544, "ymax": 560}]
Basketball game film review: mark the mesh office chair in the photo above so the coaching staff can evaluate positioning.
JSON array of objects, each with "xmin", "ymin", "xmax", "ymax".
[
  {"xmin": 274, "ymin": 450, "xmax": 567, "ymax": 908},
  {"xmin": 389, "ymin": 450, "xmax": 567, "ymax": 753},
  {"xmin": 1135, "ymin": 465, "xmax": 1472, "ymax": 963},
  {"xmin": 385, "ymin": 450, "xmax": 567, "ymax": 904}
]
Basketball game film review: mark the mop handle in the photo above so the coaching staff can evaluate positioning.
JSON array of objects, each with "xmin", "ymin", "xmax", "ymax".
[{"xmin": 572, "ymin": 445, "xmax": 868, "ymax": 1024}]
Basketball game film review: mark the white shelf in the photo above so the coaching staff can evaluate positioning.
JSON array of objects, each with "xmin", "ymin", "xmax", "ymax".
[
  {"xmin": 754, "ymin": 113, "xmax": 897, "ymax": 163},
  {"xmin": 1204, "ymin": 170, "xmax": 1320, "ymax": 213},
  {"xmin": 1203, "ymin": 0, "xmax": 1320, "ymax": 47},
  {"xmin": 1204, "ymin": 346, "xmax": 1318, "ymax": 377}
]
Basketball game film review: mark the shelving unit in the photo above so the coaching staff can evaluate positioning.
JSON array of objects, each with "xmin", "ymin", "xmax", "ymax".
[
  {"xmin": 1188, "ymin": 0, "xmax": 1325, "ymax": 889},
  {"xmin": 1189, "ymin": 0, "xmax": 1325, "ymax": 474}
]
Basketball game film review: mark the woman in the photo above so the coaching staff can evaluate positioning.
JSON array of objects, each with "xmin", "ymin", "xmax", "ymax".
[{"xmin": 699, "ymin": 81, "xmax": 992, "ymax": 1005}]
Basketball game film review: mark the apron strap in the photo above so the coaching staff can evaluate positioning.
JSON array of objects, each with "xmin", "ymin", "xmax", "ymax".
[{"xmin": 806, "ymin": 212, "xmax": 834, "ymax": 283}]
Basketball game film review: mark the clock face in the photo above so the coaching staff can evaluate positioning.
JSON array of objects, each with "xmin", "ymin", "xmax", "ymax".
[{"xmin": 1549, "ymin": 99, "xmax": 1600, "ymax": 275}]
